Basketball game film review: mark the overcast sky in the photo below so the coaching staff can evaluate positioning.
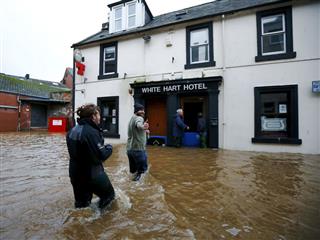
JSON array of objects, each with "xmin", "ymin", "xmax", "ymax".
[{"xmin": 0, "ymin": 0, "xmax": 212, "ymax": 82}]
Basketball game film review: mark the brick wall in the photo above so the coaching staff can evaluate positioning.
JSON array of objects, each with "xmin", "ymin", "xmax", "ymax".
[{"xmin": 0, "ymin": 92, "xmax": 19, "ymax": 132}]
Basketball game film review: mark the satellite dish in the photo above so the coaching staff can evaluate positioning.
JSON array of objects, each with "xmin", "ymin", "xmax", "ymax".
[{"xmin": 74, "ymin": 49, "xmax": 82, "ymax": 62}]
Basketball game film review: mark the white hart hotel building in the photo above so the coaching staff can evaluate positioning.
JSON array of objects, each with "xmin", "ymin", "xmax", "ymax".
[{"xmin": 72, "ymin": 0, "xmax": 320, "ymax": 154}]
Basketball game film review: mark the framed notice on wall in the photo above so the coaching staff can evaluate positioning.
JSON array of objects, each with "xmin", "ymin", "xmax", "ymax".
[{"xmin": 279, "ymin": 104, "xmax": 287, "ymax": 114}]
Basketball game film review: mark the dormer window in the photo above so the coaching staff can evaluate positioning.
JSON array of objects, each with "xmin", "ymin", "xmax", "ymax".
[
  {"xmin": 114, "ymin": 7, "xmax": 122, "ymax": 32},
  {"xmin": 127, "ymin": 2, "xmax": 137, "ymax": 28},
  {"xmin": 108, "ymin": 0, "xmax": 153, "ymax": 34}
]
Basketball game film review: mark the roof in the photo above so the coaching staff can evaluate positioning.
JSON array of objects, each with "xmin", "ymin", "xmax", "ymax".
[
  {"xmin": 0, "ymin": 73, "xmax": 70, "ymax": 99},
  {"xmin": 72, "ymin": 0, "xmax": 289, "ymax": 48}
]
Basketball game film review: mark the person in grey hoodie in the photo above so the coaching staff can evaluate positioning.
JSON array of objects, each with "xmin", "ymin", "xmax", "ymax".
[{"xmin": 126, "ymin": 103, "xmax": 149, "ymax": 181}]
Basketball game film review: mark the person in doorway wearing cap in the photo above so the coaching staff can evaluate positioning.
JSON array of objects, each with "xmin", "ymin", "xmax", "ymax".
[
  {"xmin": 126, "ymin": 103, "xmax": 149, "ymax": 181},
  {"xmin": 173, "ymin": 108, "xmax": 189, "ymax": 147}
]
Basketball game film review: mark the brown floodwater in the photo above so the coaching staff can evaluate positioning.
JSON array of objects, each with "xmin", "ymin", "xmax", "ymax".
[{"xmin": 0, "ymin": 132, "xmax": 319, "ymax": 240}]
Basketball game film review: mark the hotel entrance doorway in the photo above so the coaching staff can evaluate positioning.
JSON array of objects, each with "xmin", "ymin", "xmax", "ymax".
[{"xmin": 181, "ymin": 96, "xmax": 207, "ymax": 132}]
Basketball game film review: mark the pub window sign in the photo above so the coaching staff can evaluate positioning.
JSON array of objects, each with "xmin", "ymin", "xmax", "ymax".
[{"xmin": 312, "ymin": 81, "xmax": 320, "ymax": 93}]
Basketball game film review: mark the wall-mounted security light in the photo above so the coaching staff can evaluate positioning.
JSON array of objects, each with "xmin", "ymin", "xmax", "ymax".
[{"xmin": 143, "ymin": 35, "xmax": 151, "ymax": 41}]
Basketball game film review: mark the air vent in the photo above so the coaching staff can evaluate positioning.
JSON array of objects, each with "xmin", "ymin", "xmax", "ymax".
[{"xmin": 175, "ymin": 10, "xmax": 188, "ymax": 19}]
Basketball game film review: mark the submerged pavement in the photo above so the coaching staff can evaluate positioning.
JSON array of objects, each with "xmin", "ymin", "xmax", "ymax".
[{"xmin": 0, "ymin": 132, "xmax": 319, "ymax": 239}]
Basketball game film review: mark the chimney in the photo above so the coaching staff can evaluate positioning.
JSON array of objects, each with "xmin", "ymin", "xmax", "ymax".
[
  {"xmin": 25, "ymin": 74, "xmax": 30, "ymax": 79},
  {"xmin": 102, "ymin": 22, "xmax": 109, "ymax": 31}
]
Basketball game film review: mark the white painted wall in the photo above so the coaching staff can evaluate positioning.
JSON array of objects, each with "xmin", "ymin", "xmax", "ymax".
[
  {"xmin": 75, "ymin": 78, "xmax": 134, "ymax": 144},
  {"xmin": 220, "ymin": 1, "xmax": 320, "ymax": 154},
  {"xmin": 75, "ymin": 0, "xmax": 320, "ymax": 154}
]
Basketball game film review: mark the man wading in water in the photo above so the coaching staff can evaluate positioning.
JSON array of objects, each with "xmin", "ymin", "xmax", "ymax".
[
  {"xmin": 66, "ymin": 104, "xmax": 115, "ymax": 209},
  {"xmin": 126, "ymin": 103, "xmax": 149, "ymax": 181}
]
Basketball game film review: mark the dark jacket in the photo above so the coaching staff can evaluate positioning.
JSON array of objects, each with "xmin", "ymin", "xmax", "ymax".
[
  {"xmin": 173, "ymin": 113, "xmax": 187, "ymax": 137},
  {"xmin": 197, "ymin": 117, "xmax": 206, "ymax": 133},
  {"xmin": 66, "ymin": 118, "xmax": 112, "ymax": 180}
]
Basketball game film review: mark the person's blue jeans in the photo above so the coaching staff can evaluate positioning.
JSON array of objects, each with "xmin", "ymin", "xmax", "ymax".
[{"xmin": 127, "ymin": 150, "xmax": 148, "ymax": 174}]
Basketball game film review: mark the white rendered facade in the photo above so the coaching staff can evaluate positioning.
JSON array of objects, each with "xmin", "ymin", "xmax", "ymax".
[{"xmin": 74, "ymin": 0, "xmax": 320, "ymax": 154}]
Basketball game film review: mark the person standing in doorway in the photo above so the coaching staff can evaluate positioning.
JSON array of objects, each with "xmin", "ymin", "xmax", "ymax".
[
  {"xmin": 66, "ymin": 104, "xmax": 115, "ymax": 209},
  {"xmin": 127, "ymin": 103, "xmax": 149, "ymax": 181},
  {"xmin": 197, "ymin": 112, "xmax": 207, "ymax": 148},
  {"xmin": 173, "ymin": 108, "xmax": 189, "ymax": 147}
]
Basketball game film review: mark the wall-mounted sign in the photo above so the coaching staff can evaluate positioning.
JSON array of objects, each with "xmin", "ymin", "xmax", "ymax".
[
  {"xmin": 312, "ymin": 81, "xmax": 320, "ymax": 93},
  {"xmin": 261, "ymin": 116, "xmax": 287, "ymax": 131},
  {"xmin": 52, "ymin": 120, "xmax": 63, "ymax": 126},
  {"xmin": 139, "ymin": 82, "xmax": 208, "ymax": 94}
]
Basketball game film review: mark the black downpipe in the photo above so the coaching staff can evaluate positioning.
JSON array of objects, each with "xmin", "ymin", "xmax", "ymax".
[{"xmin": 72, "ymin": 50, "xmax": 76, "ymax": 127}]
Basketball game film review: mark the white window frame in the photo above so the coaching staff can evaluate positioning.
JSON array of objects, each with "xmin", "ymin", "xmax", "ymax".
[
  {"xmin": 103, "ymin": 46, "xmax": 116, "ymax": 75},
  {"xmin": 114, "ymin": 6, "xmax": 122, "ymax": 32},
  {"xmin": 190, "ymin": 28, "xmax": 210, "ymax": 64},
  {"xmin": 261, "ymin": 14, "xmax": 286, "ymax": 56},
  {"xmin": 127, "ymin": 1, "xmax": 137, "ymax": 29}
]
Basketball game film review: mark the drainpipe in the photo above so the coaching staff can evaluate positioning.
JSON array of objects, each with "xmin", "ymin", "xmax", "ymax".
[
  {"xmin": 17, "ymin": 95, "xmax": 21, "ymax": 131},
  {"xmin": 221, "ymin": 14, "xmax": 226, "ymax": 148},
  {"xmin": 222, "ymin": 14, "xmax": 226, "ymax": 72},
  {"xmin": 72, "ymin": 49, "xmax": 76, "ymax": 127}
]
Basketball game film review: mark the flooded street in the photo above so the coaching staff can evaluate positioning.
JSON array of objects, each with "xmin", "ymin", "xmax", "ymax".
[{"xmin": 0, "ymin": 132, "xmax": 319, "ymax": 239}]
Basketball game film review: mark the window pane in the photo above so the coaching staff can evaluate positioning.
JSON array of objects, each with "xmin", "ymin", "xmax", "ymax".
[
  {"xmin": 104, "ymin": 61, "xmax": 116, "ymax": 74},
  {"xmin": 128, "ymin": 16, "xmax": 135, "ymax": 28},
  {"xmin": 261, "ymin": 92, "xmax": 287, "ymax": 114},
  {"xmin": 191, "ymin": 45, "xmax": 208, "ymax": 63},
  {"xmin": 262, "ymin": 15, "xmax": 284, "ymax": 33},
  {"xmin": 260, "ymin": 92, "xmax": 289, "ymax": 136},
  {"xmin": 262, "ymin": 33, "xmax": 285, "ymax": 54},
  {"xmin": 100, "ymin": 101, "xmax": 117, "ymax": 134},
  {"xmin": 115, "ymin": 8, "xmax": 122, "ymax": 19},
  {"xmin": 115, "ymin": 19, "xmax": 122, "ymax": 31},
  {"xmin": 190, "ymin": 28, "xmax": 209, "ymax": 46},
  {"xmin": 104, "ymin": 47, "xmax": 115, "ymax": 61},
  {"xmin": 191, "ymin": 46, "xmax": 199, "ymax": 62},
  {"xmin": 199, "ymin": 45, "xmax": 208, "ymax": 62},
  {"xmin": 128, "ymin": 4, "xmax": 136, "ymax": 15}
]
